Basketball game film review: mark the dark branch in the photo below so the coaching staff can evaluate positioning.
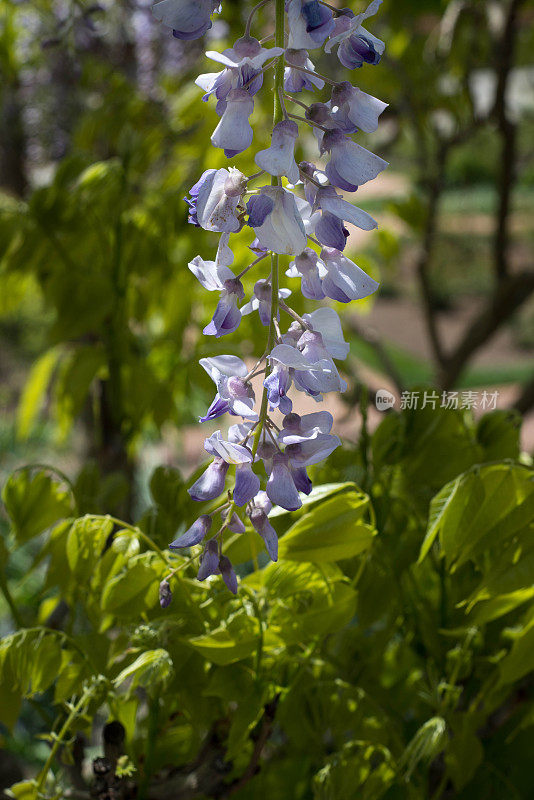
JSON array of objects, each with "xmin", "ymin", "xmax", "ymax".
[
  {"xmin": 513, "ymin": 373, "xmax": 534, "ymax": 415},
  {"xmin": 439, "ymin": 270, "xmax": 534, "ymax": 388},
  {"xmin": 493, "ymin": 0, "xmax": 526, "ymax": 280},
  {"xmin": 221, "ymin": 695, "xmax": 279, "ymax": 797}
]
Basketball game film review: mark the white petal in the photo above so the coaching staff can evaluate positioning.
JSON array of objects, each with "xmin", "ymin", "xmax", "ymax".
[
  {"xmin": 334, "ymin": 141, "xmax": 388, "ymax": 187},
  {"xmin": 216, "ymin": 233, "xmax": 234, "ymax": 267},
  {"xmin": 206, "ymin": 49, "xmax": 239, "ymax": 68},
  {"xmin": 269, "ymin": 344, "xmax": 312, "ymax": 370},
  {"xmin": 195, "ymin": 71, "xmax": 222, "ymax": 92},
  {"xmin": 200, "ymin": 355, "xmax": 248, "ymax": 383},
  {"xmin": 189, "ymin": 256, "xmax": 229, "ymax": 291},
  {"xmin": 319, "ymin": 195, "xmax": 377, "ymax": 230},
  {"xmin": 304, "ymin": 307, "xmax": 350, "ymax": 360}
]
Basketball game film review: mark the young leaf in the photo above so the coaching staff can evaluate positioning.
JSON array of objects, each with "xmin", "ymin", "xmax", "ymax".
[
  {"xmin": 2, "ymin": 469, "xmax": 74, "ymax": 543},
  {"xmin": 278, "ymin": 492, "xmax": 375, "ymax": 563}
]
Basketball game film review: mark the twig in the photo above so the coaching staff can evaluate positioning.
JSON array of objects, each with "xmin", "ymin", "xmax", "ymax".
[
  {"xmin": 493, "ymin": 0, "xmax": 526, "ymax": 280},
  {"xmin": 440, "ymin": 270, "xmax": 534, "ymax": 388},
  {"xmin": 284, "ymin": 62, "xmax": 339, "ymax": 87},
  {"xmin": 245, "ymin": 0, "xmax": 272, "ymax": 36},
  {"xmin": 349, "ymin": 320, "xmax": 405, "ymax": 394},
  {"xmin": 222, "ymin": 696, "xmax": 280, "ymax": 796}
]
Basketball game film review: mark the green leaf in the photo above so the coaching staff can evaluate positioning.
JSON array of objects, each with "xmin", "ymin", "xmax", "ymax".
[
  {"xmin": 419, "ymin": 464, "xmax": 534, "ymax": 569},
  {"xmin": 271, "ymin": 579, "xmax": 357, "ymax": 643},
  {"xmin": 101, "ymin": 554, "xmax": 161, "ymax": 617},
  {"xmin": 17, "ymin": 348, "xmax": 61, "ymax": 439},
  {"xmin": 399, "ymin": 717, "xmax": 447, "ymax": 780},
  {"xmin": 313, "ymin": 741, "xmax": 395, "ymax": 800},
  {"xmin": 66, "ymin": 516, "xmax": 114, "ymax": 582},
  {"xmin": 476, "ymin": 410, "xmax": 521, "ymax": 462},
  {"xmin": 278, "ymin": 492, "xmax": 375, "ymax": 563},
  {"xmin": 418, "ymin": 475, "xmax": 463, "ymax": 563},
  {"xmin": 226, "ymin": 684, "xmax": 266, "ymax": 761},
  {"xmin": 114, "ymin": 649, "xmax": 173, "ymax": 694},
  {"xmin": 466, "ymin": 538, "xmax": 534, "ymax": 612},
  {"xmin": 188, "ymin": 613, "xmax": 260, "ymax": 666},
  {"xmin": 2, "ymin": 468, "xmax": 74, "ymax": 543},
  {"xmin": 499, "ymin": 618, "xmax": 534, "ymax": 685},
  {"xmin": 6, "ymin": 780, "xmax": 39, "ymax": 800},
  {"xmin": 268, "ymin": 482, "xmax": 361, "ymax": 518},
  {"xmin": 0, "ymin": 629, "xmax": 85, "ymax": 729},
  {"xmin": 468, "ymin": 588, "xmax": 534, "ymax": 624}
]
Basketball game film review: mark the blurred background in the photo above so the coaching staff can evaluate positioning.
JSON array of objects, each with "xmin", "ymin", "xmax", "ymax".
[
  {"xmin": 1, "ymin": 0, "xmax": 534, "ymax": 793},
  {"xmin": 1, "ymin": 0, "xmax": 533, "ymax": 511}
]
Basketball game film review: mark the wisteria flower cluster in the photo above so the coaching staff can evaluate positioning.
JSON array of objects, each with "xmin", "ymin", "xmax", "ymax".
[{"xmin": 153, "ymin": 0, "xmax": 388, "ymax": 595}]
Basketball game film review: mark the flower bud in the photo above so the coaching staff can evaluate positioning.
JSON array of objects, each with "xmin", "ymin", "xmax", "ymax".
[{"xmin": 159, "ymin": 580, "xmax": 172, "ymax": 609}]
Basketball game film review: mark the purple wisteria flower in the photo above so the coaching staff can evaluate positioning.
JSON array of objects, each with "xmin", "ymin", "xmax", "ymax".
[
  {"xmin": 152, "ymin": 0, "xmax": 221, "ymax": 40},
  {"xmin": 240, "ymin": 279, "xmax": 291, "ymax": 326},
  {"xmin": 330, "ymin": 81, "xmax": 388, "ymax": 133},
  {"xmin": 197, "ymin": 36, "xmax": 285, "ymax": 113},
  {"xmin": 325, "ymin": 0, "xmax": 385, "ymax": 69},
  {"xmin": 284, "ymin": 49, "xmax": 324, "ymax": 92},
  {"xmin": 267, "ymin": 452, "xmax": 302, "ymax": 510},
  {"xmin": 249, "ymin": 495, "xmax": 278, "ymax": 561},
  {"xmin": 321, "ymin": 129, "xmax": 389, "ymax": 192},
  {"xmin": 321, "ymin": 247, "xmax": 380, "ymax": 303},
  {"xmin": 186, "ymin": 168, "xmax": 245, "ymax": 232},
  {"xmin": 156, "ymin": 0, "xmax": 388, "ymax": 594},
  {"xmin": 189, "ymin": 255, "xmax": 244, "ymax": 338},
  {"xmin": 255, "ymin": 120, "xmax": 300, "ymax": 184},
  {"xmin": 303, "ymin": 307, "xmax": 350, "ymax": 360},
  {"xmin": 268, "ymin": 332, "xmax": 347, "ymax": 399},
  {"xmin": 170, "ymin": 514, "xmax": 212, "ymax": 548},
  {"xmin": 188, "ymin": 458, "xmax": 229, "ymax": 502},
  {"xmin": 197, "ymin": 539, "xmax": 220, "ymax": 580},
  {"xmin": 286, "ymin": 249, "xmax": 326, "ymax": 300},
  {"xmin": 247, "ymin": 186, "xmax": 307, "ymax": 255},
  {"xmin": 287, "ymin": 0, "xmax": 335, "ymax": 49},
  {"xmin": 199, "ymin": 355, "xmax": 257, "ymax": 422},
  {"xmin": 159, "ymin": 580, "xmax": 172, "ymax": 608},
  {"xmin": 212, "ymin": 89, "xmax": 255, "ymax": 157}
]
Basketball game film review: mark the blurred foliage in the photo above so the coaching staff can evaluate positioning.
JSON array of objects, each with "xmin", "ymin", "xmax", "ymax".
[
  {"xmin": 1, "ymin": 0, "xmax": 534, "ymax": 797},
  {"xmin": 1, "ymin": 404, "xmax": 534, "ymax": 799}
]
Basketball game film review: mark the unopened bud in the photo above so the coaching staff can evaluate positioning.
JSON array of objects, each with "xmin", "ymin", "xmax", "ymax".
[{"xmin": 159, "ymin": 579, "xmax": 172, "ymax": 609}]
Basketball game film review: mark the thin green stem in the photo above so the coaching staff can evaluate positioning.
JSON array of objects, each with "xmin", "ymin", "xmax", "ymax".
[
  {"xmin": 288, "ymin": 111, "xmax": 330, "ymax": 132},
  {"xmin": 84, "ymin": 514, "xmax": 174, "ymax": 569},
  {"xmin": 284, "ymin": 92, "xmax": 309, "ymax": 111},
  {"xmin": 273, "ymin": 0, "xmax": 285, "ymax": 127},
  {"xmin": 251, "ymin": 0, "xmax": 284, "ymax": 461},
  {"xmin": 0, "ymin": 573, "xmax": 24, "ymax": 628},
  {"xmin": 36, "ymin": 686, "xmax": 94, "ymax": 794},
  {"xmin": 236, "ymin": 252, "xmax": 268, "ymax": 280},
  {"xmin": 279, "ymin": 299, "xmax": 311, "ymax": 329},
  {"xmin": 286, "ymin": 62, "xmax": 339, "ymax": 87}
]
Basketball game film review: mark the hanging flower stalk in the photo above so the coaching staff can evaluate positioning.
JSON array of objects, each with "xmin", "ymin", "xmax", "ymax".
[{"xmin": 153, "ymin": 0, "xmax": 388, "ymax": 594}]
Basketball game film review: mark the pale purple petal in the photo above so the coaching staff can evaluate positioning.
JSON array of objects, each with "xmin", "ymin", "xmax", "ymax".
[
  {"xmin": 249, "ymin": 508, "xmax": 278, "ymax": 561},
  {"xmin": 170, "ymin": 515, "xmax": 212, "ymax": 548},
  {"xmin": 266, "ymin": 453, "xmax": 302, "ymax": 511},
  {"xmin": 219, "ymin": 556, "xmax": 238, "ymax": 594},
  {"xmin": 188, "ymin": 459, "xmax": 228, "ymax": 502},
  {"xmin": 211, "ymin": 89, "xmax": 254, "ymax": 157},
  {"xmin": 234, "ymin": 462, "xmax": 261, "ymax": 506},
  {"xmin": 197, "ymin": 539, "xmax": 220, "ymax": 580}
]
